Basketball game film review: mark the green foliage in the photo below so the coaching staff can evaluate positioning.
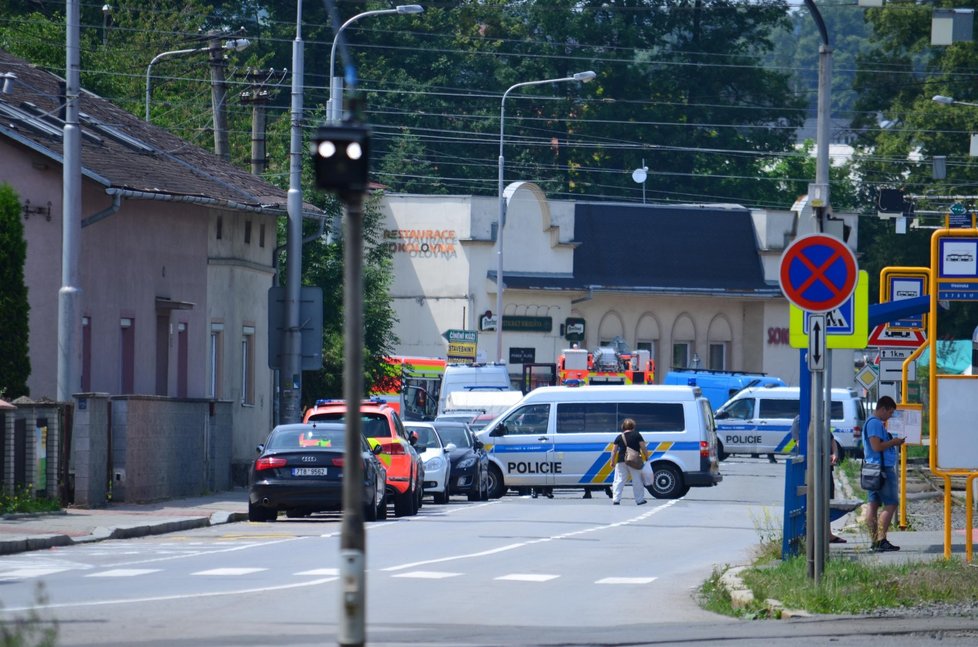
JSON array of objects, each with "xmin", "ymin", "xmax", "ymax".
[
  {"xmin": 0, "ymin": 583, "xmax": 58, "ymax": 647},
  {"xmin": 0, "ymin": 184, "xmax": 30, "ymax": 399},
  {"xmin": 0, "ymin": 486, "xmax": 59, "ymax": 515}
]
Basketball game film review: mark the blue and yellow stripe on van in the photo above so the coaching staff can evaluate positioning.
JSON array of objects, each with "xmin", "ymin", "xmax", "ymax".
[{"xmin": 576, "ymin": 441, "xmax": 698, "ymax": 485}]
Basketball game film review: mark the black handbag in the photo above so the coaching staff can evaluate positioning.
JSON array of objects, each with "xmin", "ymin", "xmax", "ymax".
[{"xmin": 860, "ymin": 461, "xmax": 882, "ymax": 491}]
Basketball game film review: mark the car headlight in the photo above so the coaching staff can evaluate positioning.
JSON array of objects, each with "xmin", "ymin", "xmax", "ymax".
[
  {"xmin": 457, "ymin": 456, "xmax": 477, "ymax": 469},
  {"xmin": 425, "ymin": 456, "xmax": 446, "ymax": 470}
]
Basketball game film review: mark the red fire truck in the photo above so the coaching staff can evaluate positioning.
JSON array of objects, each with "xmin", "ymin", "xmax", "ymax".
[{"xmin": 557, "ymin": 346, "xmax": 655, "ymax": 386}]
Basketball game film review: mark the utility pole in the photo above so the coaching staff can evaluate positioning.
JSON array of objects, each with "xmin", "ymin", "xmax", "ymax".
[
  {"xmin": 208, "ymin": 34, "xmax": 230, "ymax": 161},
  {"xmin": 240, "ymin": 68, "xmax": 284, "ymax": 175}
]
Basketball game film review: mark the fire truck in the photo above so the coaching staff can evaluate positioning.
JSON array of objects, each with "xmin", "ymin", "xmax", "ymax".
[{"xmin": 557, "ymin": 345, "xmax": 656, "ymax": 386}]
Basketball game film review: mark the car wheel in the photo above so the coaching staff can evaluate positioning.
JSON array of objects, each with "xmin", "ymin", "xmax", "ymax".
[
  {"xmin": 717, "ymin": 441, "xmax": 728, "ymax": 462},
  {"xmin": 364, "ymin": 497, "xmax": 378, "ymax": 522},
  {"xmin": 479, "ymin": 469, "xmax": 490, "ymax": 501},
  {"xmin": 487, "ymin": 465, "xmax": 506, "ymax": 499},
  {"xmin": 376, "ymin": 490, "xmax": 388, "ymax": 520},
  {"xmin": 394, "ymin": 489, "xmax": 416, "ymax": 517},
  {"xmin": 248, "ymin": 501, "xmax": 270, "ymax": 522},
  {"xmin": 285, "ymin": 509, "xmax": 308, "ymax": 519},
  {"xmin": 433, "ymin": 489, "xmax": 448, "ymax": 504},
  {"xmin": 648, "ymin": 463, "xmax": 688, "ymax": 499},
  {"xmin": 415, "ymin": 479, "xmax": 424, "ymax": 510}
]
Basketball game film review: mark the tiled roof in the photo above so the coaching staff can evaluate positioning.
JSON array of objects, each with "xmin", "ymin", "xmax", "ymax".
[
  {"xmin": 0, "ymin": 49, "xmax": 294, "ymax": 210},
  {"xmin": 497, "ymin": 202, "xmax": 779, "ymax": 296}
]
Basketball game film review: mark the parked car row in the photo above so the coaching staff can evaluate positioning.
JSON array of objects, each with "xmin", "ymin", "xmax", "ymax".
[{"xmin": 248, "ymin": 398, "xmax": 490, "ymax": 522}]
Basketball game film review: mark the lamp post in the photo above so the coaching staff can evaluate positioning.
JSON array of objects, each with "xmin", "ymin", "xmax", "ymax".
[
  {"xmin": 144, "ymin": 37, "xmax": 250, "ymax": 122},
  {"xmin": 327, "ymin": 4, "xmax": 423, "ymax": 124},
  {"xmin": 934, "ymin": 94, "xmax": 978, "ymax": 108},
  {"xmin": 495, "ymin": 71, "xmax": 596, "ymax": 363}
]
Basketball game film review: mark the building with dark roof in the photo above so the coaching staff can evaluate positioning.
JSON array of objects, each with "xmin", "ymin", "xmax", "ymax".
[{"xmin": 0, "ymin": 48, "xmax": 316, "ymax": 482}]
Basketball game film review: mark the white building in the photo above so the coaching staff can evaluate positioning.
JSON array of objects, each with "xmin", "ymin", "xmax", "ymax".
[{"xmin": 380, "ymin": 184, "xmax": 859, "ymax": 389}]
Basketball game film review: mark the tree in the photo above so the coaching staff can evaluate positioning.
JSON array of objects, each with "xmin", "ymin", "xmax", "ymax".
[{"xmin": 0, "ymin": 184, "xmax": 30, "ymax": 398}]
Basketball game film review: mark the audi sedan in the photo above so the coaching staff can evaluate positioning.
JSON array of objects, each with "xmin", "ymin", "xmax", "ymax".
[{"xmin": 248, "ymin": 422, "xmax": 387, "ymax": 522}]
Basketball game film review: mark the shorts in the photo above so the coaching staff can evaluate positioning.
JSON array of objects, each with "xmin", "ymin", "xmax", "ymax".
[{"xmin": 867, "ymin": 466, "xmax": 898, "ymax": 506}]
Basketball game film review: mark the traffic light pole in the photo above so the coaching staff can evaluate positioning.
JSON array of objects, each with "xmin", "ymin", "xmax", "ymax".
[{"xmin": 339, "ymin": 190, "xmax": 366, "ymax": 647}]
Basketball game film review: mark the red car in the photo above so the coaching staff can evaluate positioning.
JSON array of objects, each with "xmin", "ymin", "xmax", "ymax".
[{"xmin": 304, "ymin": 399, "xmax": 424, "ymax": 517}]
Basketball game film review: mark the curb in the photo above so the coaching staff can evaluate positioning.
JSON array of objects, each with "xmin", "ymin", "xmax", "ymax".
[{"xmin": 0, "ymin": 510, "xmax": 248, "ymax": 556}]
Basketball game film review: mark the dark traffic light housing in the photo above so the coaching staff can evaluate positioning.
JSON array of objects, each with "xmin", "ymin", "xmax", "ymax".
[{"xmin": 312, "ymin": 124, "xmax": 370, "ymax": 196}]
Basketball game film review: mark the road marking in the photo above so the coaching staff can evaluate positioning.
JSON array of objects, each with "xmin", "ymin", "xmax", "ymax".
[
  {"xmin": 192, "ymin": 567, "xmax": 266, "ymax": 576},
  {"xmin": 381, "ymin": 499, "xmax": 678, "ymax": 572},
  {"xmin": 595, "ymin": 577, "xmax": 657, "ymax": 585},
  {"xmin": 495, "ymin": 573, "xmax": 559, "ymax": 582},
  {"xmin": 295, "ymin": 568, "xmax": 338, "ymax": 576},
  {"xmin": 0, "ymin": 567, "xmax": 72, "ymax": 580},
  {"xmin": 86, "ymin": 569, "xmax": 161, "ymax": 578},
  {"xmin": 391, "ymin": 570, "xmax": 462, "ymax": 579}
]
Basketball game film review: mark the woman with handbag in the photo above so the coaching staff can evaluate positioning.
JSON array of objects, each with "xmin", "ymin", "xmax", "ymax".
[
  {"xmin": 611, "ymin": 418, "xmax": 648, "ymax": 506},
  {"xmin": 863, "ymin": 396, "xmax": 904, "ymax": 552}
]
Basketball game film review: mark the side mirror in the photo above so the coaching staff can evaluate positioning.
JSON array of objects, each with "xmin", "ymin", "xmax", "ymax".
[
  {"xmin": 372, "ymin": 444, "xmax": 384, "ymax": 456},
  {"xmin": 714, "ymin": 411, "xmax": 728, "ymax": 420},
  {"xmin": 256, "ymin": 443, "xmax": 265, "ymax": 454},
  {"xmin": 489, "ymin": 423, "xmax": 506, "ymax": 437},
  {"xmin": 444, "ymin": 443, "xmax": 457, "ymax": 452},
  {"xmin": 473, "ymin": 440, "xmax": 484, "ymax": 450},
  {"xmin": 408, "ymin": 430, "xmax": 419, "ymax": 446}
]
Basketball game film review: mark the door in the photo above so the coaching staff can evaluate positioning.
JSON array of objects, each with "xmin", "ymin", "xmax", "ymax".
[
  {"xmin": 554, "ymin": 401, "xmax": 618, "ymax": 487},
  {"xmin": 714, "ymin": 396, "xmax": 759, "ymax": 454},
  {"xmin": 756, "ymin": 397, "xmax": 799, "ymax": 454},
  {"xmin": 487, "ymin": 403, "xmax": 555, "ymax": 488}
]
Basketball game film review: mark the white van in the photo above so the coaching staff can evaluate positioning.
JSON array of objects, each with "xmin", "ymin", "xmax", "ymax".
[
  {"xmin": 436, "ymin": 363, "xmax": 512, "ymax": 415},
  {"xmin": 476, "ymin": 385, "xmax": 723, "ymax": 499},
  {"xmin": 713, "ymin": 386, "xmax": 866, "ymax": 460}
]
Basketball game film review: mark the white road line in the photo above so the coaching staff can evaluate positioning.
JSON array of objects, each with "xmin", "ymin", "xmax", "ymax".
[
  {"xmin": 391, "ymin": 571, "xmax": 462, "ymax": 579},
  {"xmin": 595, "ymin": 577, "xmax": 657, "ymax": 585},
  {"xmin": 495, "ymin": 573, "xmax": 560, "ymax": 582},
  {"xmin": 295, "ymin": 568, "xmax": 339, "ymax": 576},
  {"xmin": 86, "ymin": 569, "xmax": 161, "ymax": 578},
  {"xmin": 0, "ymin": 577, "xmax": 338, "ymax": 613},
  {"xmin": 0, "ymin": 567, "xmax": 72, "ymax": 579},
  {"xmin": 100, "ymin": 535, "xmax": 307, "ymax": 569},
  {"xmin": 382, "ymin": 499, "xmax": 678, "ymax": 572},
  {"xmin": 192, "ymin": 567, "xmax": 267, "ymax": 576}
]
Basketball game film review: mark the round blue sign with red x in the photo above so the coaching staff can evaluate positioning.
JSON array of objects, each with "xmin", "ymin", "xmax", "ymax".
[{"xmin": 779, "ymin": 234, "xmax": 858, "ymax": 313}]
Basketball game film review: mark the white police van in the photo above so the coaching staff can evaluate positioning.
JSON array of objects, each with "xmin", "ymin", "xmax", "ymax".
[
  {"xmin": 476, "ymin": 385, "xmax": 722, "ymax": 499},
  {"xmin": 713, "ymin": 385, "xmax": 866, "ymax": 460}
]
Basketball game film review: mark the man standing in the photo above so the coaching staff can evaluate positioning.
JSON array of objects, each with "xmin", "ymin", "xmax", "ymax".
[{"xmin": 863, "ymin": 396, "xmax": 905, "ymax": 552}]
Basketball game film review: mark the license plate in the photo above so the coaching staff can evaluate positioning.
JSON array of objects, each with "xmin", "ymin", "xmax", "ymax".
[{"xmin": 291, "ymin": 467, "xmax": 328, "ymax": 476}]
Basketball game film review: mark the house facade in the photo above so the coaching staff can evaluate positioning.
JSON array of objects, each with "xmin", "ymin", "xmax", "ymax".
[{"xmin": 380, "ymin": 187, "xmax": 860, "ymax": 390}]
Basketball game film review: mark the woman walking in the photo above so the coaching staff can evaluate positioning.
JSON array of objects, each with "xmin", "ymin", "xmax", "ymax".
[{"xmin": 612, "ymin": 418, "xmax": 648, "ymax": 506}]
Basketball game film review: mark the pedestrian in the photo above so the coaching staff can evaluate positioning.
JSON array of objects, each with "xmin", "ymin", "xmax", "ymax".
[
  {"xmin": 863, "ymin": 395, "xmax": 904, "ymax": 552},
  {"xmin": 829, "ymin": 430, "xmax": 846, "ymax": 544},
  {"xmin": 611, "ymin": 418, "xmax": 648, "ymax": 506}
]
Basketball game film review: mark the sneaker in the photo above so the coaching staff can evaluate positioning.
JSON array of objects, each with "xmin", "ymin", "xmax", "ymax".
[
  {"xmin": 636, "ymin": 500, "xmax": 647, "ymax": 506},
  {"xmin": 612, "ymin": 501, "xmax": 620, "ymax": 506},
  {"xmin": 875, "ymin": 539, "xmax": 900, "ymax": 552}
]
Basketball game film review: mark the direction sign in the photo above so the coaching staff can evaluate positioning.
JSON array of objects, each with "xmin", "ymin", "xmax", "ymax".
[
  {"xmin": 867, "ymin": 324, "xmax": 926, "ymax": 348},
  {"xmin": 779, "ymin": 234, "xmax": 858, "ymax": 313},
  {"xmin": 442, "ymin": 329, "xmax": 478, "ymax": 344},
  {"xmin": 808, "ymin": 314, "xmax": 826, "ymax": 371}
]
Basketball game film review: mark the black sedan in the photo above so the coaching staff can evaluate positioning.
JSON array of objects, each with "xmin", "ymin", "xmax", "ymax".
[
  {"xmin": 248, "ymin": 422, "xmax": 387, "ymax": 522},
  {"xmin": 432, "ymin": 421, "xmax": 490, "ymax": 501}
]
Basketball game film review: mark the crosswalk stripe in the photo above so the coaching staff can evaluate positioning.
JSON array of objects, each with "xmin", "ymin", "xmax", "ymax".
[
  {"xmin": 295, "ymin": 568, "xmax": 339, "ymax": 576},
  {"xmin": 391, "ymin": 571, "xmax": 461, "ymax": 579},
  {"xmin": 495, "ymin": 573, "xmax": 559, "ymax": 582},
  {"xmin": 192, "ymin": 568, "xmax": 267, "ymax": 576},
  {"xmin": 595, "ymin": 576, "xmax": 658, "ymax": 585},
  {"xmin": 86, "ymin": 569, "xmax": 161, "ymax": 578},
  {"xmin": 0, "ymin": 567, "xmax": 72, "ymax": 579}
]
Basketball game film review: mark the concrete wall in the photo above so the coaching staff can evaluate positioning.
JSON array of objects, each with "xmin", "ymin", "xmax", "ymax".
[
  {"xmin": 110, "ymin": 396, "xmax": 232, "ymax": 503},
  {"xmin": 71, "ymin": 394, "xmax": 110, "ymax": 507}
]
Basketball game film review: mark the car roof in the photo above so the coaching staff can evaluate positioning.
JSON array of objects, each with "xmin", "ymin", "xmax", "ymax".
[{"xmin": 272, "ymin": 422, "xmax": 345, "ymax": 433}]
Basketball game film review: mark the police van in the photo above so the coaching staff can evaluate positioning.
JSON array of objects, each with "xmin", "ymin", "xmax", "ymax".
[
  {"xmin": 475, "ymin": 385, "xmax": 722, "ymax": 499},
  {"xmin": 713, "ymin": 386, "xmax": 866, "ymax": 460}
]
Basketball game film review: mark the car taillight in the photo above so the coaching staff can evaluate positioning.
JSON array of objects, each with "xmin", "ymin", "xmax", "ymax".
[
  {"xmin": 331, "ymin": 457, "xmax": 345, "ymax": 467},
  {"xmin": 700, "ymin": 441, "xmax": 710, "ymax": 458},
  {"xmin": 853, "ymin": 425, "xmax": 861, "ymax": 437},
  {"xmin": 255, "ymin": 456, "xmax": 287, "ymax": 472},
  {"xmin": 384, "ymin": 441, "xmax": 406, "ymax": 455}
]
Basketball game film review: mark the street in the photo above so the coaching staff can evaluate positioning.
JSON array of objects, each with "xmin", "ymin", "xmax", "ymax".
[{"xmin": 3, "ymin": 459, "xmax": 975, "ymax": 646}]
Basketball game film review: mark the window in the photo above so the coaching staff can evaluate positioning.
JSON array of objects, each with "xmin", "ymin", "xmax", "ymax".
[
  {"xmin": 759, "ymin": 398, "xmax": 800, "ymax": 418},
  {"xmin": 244, "ymin": 220, "xmax": 252, "ymax": 244},
  {"xmin": 672, "ymin": 342, "xmax": 690, "ymax": 370},
  {"xmin": 177, "ymin": 322, "xmax": 188, "ymax": 398},
  {"xmin": 499, "ymin": 404, "xmax": 550, "ymax": 435},
  {"xmin": 619, "ymin": 402, "xmax": 686, "ymax": 432},
  {"xmin": 259, "ymin": 223, "xmax": 266, "ymax": 248},
  {"xmin": 555, "ymin": 402, "xmax": 686, "ymax": 433},
  {"xmin": 209, "ymin": 323, "xmax": 224, "ymax": 399},
  {"xmin": 241, "ymin": 326, "xmax": 255, "ymax": 405},
  {"xmin": 556, "ymin": 403, "xmax": 616, "ymax": 433},
  {"xmin": 81, "ymin": 316, "xmax": 91, "ymax": 391},
  {"xmin": 708, "ymin": 343, "xmax": 726, "ymax": 370},
  {"xmin": 719, "ymin": 398, "xmax": 754, "ymax": 420},
  {"xmin": 216, "ymin": 215, "xmax": 223, "ymax": 240},
  {"xmin": 120, "ymin": 318, "xmax": 135, "ymax": 394}
]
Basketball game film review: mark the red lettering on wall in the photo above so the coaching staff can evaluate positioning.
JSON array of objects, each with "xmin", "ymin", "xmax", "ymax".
[{"xmin": 767, "ymin": 327, "xmax": 790, "ymax": 345}]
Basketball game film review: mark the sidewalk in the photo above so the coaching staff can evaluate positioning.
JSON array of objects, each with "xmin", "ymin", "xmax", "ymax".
[{"xmin": 0, "ymin": 489, "xmax": 249, "ymax": 556}]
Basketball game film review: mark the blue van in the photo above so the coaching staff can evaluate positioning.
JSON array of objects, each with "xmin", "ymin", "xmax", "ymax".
[{"xmin": 663, "ymin": 369, "xmax": 786, "ymax": 412}]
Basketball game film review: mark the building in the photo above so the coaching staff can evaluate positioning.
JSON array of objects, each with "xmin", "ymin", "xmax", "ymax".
[
  {"xmin": 0, "ymin": 49, "xmax": 315, "ymax": 484},
  {"xmin": 380, "ymin": 185, "xmax": 859, "ymax": 389}
]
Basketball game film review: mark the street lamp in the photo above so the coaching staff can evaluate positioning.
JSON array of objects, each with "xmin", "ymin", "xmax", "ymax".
[
  {"xmin": 144, "ymin": 37, "xmax": 250, "ymax": 122},
  {"xmin": 933, "ymin": 94, "xmax": 978, "ymax": 108},
  {"xmin": 495, "ymin": 70, "xmax": 596, "ymax": 363},
  {"xmin": 327, "ymin": 4, "xmax": 423, "ymax": 124}
]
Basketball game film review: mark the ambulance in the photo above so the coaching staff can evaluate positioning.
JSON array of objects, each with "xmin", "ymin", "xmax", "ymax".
[{"xmin": 476, "ymin": 385, "xmax": 722, "ymax": 499}]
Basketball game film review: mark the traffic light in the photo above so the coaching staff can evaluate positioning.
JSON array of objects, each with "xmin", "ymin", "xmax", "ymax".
[{"xmin": 312, "ymin": 124, "xmax": 370, "ymax": 195}]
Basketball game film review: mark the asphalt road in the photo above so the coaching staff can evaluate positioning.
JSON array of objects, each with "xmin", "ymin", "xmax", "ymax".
[{"xmin": 2, "ymin": 458, "xmax": 976, "ymax": 646}]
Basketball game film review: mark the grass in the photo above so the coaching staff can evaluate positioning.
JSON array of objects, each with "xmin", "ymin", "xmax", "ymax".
[
  {"xmin": 0, "ymin": 487, "xmax": 62, "ymax": 516},
  {"xmin": 0, "ymin": 584, "xmax": 59, "ymax": 647},
  {"xmin": 700, "ymin": 445, "xmax": 978, "ymax": 618}
]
